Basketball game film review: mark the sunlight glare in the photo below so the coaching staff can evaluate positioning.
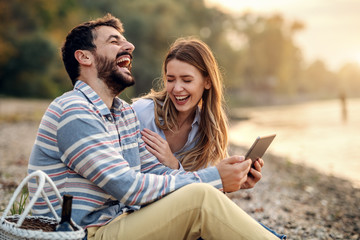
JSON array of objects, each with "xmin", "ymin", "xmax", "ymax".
[
  {"xmin": 355, "ymin": 53, "xmax": 360, "ymax": 66},
  {"xmin": 205, "ymin": 0, "xmax": 360, "ymax": 70}
]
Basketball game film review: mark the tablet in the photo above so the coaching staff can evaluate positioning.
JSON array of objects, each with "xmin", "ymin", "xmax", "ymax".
[{"xmin": 245, "ymin": 134, "xmax": 276, "ymax": 164}]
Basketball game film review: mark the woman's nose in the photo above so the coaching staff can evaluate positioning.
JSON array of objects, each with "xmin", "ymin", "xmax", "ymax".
[{"xmin": 173, "ymin": 82, "xmax": 184, "ymax": 92}]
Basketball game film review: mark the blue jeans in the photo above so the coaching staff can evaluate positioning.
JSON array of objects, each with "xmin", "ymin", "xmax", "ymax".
[
  {"xmin": 259, "ymin": 222, "xmax": 287, "ymax": 239},
  {"xmin": 196, "ymin": 222, "xmax": 287, "ymax": 240}
]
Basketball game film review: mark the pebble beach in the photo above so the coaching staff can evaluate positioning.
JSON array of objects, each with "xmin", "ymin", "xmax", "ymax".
[{"xmin": 0, "ymin": 98, "xmax": 359, "ymax": 239}]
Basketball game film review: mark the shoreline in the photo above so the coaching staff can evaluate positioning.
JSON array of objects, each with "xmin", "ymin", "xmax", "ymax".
[
  {"xmin": 0, "ymin": 121, "xmax": 359, "ymax": 239},
  {"xmin": 227, "ymin": 144, "xmax": 360, "ymax": 239},
  {"xmin": 228, "ymin": 98, "xmax": 360, "ymax": 191}
]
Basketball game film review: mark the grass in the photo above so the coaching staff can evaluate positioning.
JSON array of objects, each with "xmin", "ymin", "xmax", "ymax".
[
  {"xmin": 0, "ymin": 98, "xmax": 50, "ymax": 123},
  {"xmin": 0, "ymin": 112, "xmax": 44, "ymax": 123},
  {"xmin": 10, "ymin": 186, "xmax": 29, "ymax": 215},
  {"xmin": 0, "ymin": 186, "xmax": 30, "ymax": 215}
]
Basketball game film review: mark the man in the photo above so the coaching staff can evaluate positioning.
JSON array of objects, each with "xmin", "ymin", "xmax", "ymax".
[{"xmin": 28, "ymin": 14, "xmax": 278, "ymax": 239}]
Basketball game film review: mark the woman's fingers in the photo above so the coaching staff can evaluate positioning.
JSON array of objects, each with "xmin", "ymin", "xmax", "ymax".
[{"xmin": 142, "ymin": 129, "xmax": 164, "ymax": 146}]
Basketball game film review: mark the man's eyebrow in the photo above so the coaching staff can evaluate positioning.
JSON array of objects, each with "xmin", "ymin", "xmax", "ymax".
[{"xmin": 106, "ymin": 35, "xmax": 121, "ymax": 42}]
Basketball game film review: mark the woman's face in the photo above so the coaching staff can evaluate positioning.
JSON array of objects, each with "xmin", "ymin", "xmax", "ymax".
[{"xmin": 165, "ymin": 59, "xmax": 211, "ymax": 117}]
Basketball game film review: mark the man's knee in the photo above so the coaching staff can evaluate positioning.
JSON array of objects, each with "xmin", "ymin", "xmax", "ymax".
[{"xmin": 181, "ymin": 183, "xmax": 220, "ymax": 198}]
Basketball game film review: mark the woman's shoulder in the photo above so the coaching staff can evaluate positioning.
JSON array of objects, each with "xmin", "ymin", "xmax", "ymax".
[
  {"xmin": 132, "ymin": 98, "xmax": 154, "ymax": 111},
  {"xmin": 131, "ymin": 98, "xmax": 156, "ymax": 121}
]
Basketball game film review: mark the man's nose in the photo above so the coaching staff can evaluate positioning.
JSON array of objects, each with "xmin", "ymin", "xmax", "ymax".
[{"xmin": 124, "ymin": 40, "xmax": 135, "ymax": 53}]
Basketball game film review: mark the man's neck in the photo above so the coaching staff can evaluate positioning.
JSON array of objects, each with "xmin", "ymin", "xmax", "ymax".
[
  {"xmin": 97, "ymin": 86, "xmax": 115, "ymax": 109},
  {"xmin": 79, "ymin": 74, "xmax": 116, "ymax": 109}
]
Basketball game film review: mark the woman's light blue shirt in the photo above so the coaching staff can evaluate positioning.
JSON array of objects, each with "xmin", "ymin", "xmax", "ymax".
[{"xmin": 132, "ymin": 98, "xmax": 201, "ymax": 159}]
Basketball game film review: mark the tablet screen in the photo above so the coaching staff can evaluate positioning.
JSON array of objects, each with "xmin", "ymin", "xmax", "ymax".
[{"xmin": 245, "ymin": 134, "xmax": 276, "ymax": 163}]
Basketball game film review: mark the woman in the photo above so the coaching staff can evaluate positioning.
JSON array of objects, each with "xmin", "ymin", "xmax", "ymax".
[
  {"xmin": 132, "ymin": 37, "xmax": 286, "ymax": 239},
  {"xmin": 132, "ymin": 37, "xmax": 232, "ymax": 171}
]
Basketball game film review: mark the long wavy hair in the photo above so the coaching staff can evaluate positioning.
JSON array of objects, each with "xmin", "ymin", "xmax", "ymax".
[{"xmin": 139, "ymin": 37, "xmax": 228, "ymax": 171}]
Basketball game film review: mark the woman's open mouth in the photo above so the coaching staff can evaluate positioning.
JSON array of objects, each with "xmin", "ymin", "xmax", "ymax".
[{"xmin": 174, "ymin": 95, "xmax": 190, "ymax": 104}]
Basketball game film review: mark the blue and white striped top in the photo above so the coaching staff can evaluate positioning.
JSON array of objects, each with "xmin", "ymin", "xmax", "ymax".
[{"xmin": 28, "ymin": 80, "xmax": 222, "ymax": 229}]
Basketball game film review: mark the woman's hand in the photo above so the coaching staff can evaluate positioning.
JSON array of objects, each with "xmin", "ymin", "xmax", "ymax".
[
  {"xmin": 141, "ymin": 128, "xmax": 180, "ymax": 169},
  {"xmin": 240, "ymin": 158, "xmax": 264, "ymax": 189}
]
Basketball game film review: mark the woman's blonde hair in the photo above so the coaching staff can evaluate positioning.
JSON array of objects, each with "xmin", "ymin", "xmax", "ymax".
[{"xmin": 139, "ymin": 37, "xmax": 228, "ymax": 171}]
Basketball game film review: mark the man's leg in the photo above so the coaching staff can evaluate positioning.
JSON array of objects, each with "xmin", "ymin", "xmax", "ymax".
[{"xmin": 92, "ymin": 183, "xmax": 278, "ymax": 240}]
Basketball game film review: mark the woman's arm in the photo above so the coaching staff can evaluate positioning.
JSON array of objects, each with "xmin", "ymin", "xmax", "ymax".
[{"xmin": 141, "ymin": 128, "xmax": 180, "ymax": 169}]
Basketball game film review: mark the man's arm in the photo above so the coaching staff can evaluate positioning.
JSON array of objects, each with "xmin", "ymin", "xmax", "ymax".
[{"xmin": 56, "ymin": 100, "xmax": 223, "ymax": 206}]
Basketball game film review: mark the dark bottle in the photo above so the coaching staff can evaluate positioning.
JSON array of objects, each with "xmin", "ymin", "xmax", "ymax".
[{"xmin": 55, "ymin": 194, "xmax": 75, "ymax": 232}]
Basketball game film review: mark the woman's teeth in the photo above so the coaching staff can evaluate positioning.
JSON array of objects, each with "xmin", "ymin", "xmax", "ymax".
[{"xmin": 175, "ymin": 96, "xmax": 189, "ymax": 101}]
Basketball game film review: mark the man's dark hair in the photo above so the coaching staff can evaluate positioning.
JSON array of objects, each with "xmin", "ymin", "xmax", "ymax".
[{"xmin": 61, "ymin": 13, "xmax": 124, "ymax": 85}]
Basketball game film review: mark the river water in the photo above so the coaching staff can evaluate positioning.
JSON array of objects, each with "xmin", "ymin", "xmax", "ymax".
[{"xmin": 229, "ymin": 98, "xmax": 360, "ymax": 188}]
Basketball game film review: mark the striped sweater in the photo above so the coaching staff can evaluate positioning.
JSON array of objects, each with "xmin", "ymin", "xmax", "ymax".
[{"xmin": 28, "ymin": 80, "xmax": 222, "ymax": 229}]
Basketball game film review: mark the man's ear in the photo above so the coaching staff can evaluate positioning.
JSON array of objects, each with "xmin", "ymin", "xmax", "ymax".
[{"xmin": 74, "ymin": 50, "xmax": 93, "ymax": 66}]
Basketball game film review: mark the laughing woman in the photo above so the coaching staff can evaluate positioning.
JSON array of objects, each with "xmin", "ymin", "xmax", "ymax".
[
  {"xmin": 132, "ymin": 37, "xmax": 287, "ymax": 239},
  {"xmin": 132, "ymin": 37, "xmax": 232, "ymax": 171}
]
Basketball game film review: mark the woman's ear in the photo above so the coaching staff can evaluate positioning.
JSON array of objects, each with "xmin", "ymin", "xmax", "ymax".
[
  {"xmin": 74, "ymin": 50, "xmax": 93, "ymax": 66},
  {"xmin": 205, "ymin": 77, "xmax": 212, "ymax": 90}
]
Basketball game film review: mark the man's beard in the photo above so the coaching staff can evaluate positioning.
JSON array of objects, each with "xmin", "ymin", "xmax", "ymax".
[{"xmin": 95, "ymin": 53, "xmax": 135, "ymax": 96}]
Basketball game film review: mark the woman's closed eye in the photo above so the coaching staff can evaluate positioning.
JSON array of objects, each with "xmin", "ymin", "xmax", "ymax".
[{"xmin": 183, "ymin": 79, "xmax": 192, "ymax": 83}]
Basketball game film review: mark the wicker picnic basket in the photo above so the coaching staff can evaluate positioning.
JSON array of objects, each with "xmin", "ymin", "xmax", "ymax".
[{"xmin": 0, "ymin": 170, "xmax": 85, "ymax": 240}]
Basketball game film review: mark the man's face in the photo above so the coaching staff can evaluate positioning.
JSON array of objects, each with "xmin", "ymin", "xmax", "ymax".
[{"xmin": 92, "ymin": 26, "xmax": 135, "ymax": 95}]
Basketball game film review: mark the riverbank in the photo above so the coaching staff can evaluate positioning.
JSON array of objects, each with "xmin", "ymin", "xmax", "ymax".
[
  {"xmin": 227, "ymin": 145, "xmax": 360, "ymax": 239},
  {"xmin": 228, "ymin": 98, "xmax": 360, "ymax": 188},
  {"xmin": 0, "ymin": 99, "xmax": 359, "ymax": 239}
]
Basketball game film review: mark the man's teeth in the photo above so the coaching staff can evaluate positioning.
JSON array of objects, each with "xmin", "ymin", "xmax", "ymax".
[
  {"xmin": 116, "ymin": 57, "xmax": 130, "ymax": 67},
  {"xmin": 175, "ymin": 96, "xmax": 188, "ymax": 101}
]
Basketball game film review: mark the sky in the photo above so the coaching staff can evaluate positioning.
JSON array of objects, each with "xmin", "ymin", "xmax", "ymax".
[{"xmin": 205, "ymin": 0, "xmax": 360, "ymax": 71}]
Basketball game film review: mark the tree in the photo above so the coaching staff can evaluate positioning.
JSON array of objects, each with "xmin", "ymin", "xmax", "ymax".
[
  {"xmin": 338, "ymin": 62, "xmax": 360, "ymax": 98},
  {"xmin": 234, "ymin": 13, "xmax": 304, "ymax": 96},
  {"xmin": 301, "ymin": 60, "xmax": 338, "ymax": 98}
]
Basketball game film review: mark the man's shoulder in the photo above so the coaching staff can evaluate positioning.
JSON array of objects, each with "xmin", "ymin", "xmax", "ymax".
[
  {"xmin": 47, "ymin": 90, "xmax": 95, "ymax": 118},
  {"xmin": 53, "ymin": 90, "xmax": 90, "ymax": 108}
]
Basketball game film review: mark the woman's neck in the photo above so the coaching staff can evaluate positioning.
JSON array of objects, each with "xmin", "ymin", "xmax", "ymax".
[
  {"xmin": 176, "ymin": 110, "xmax": 196, "ymax": 130},
  {"xmin": 165, "ymin": 110, "xmax": 195, "ymax": 153}
]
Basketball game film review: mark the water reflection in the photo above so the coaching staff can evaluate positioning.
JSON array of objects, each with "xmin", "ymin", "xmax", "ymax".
[{"xmin": 229, "ymin": 98, "xmax": 360, "ymax": 187}]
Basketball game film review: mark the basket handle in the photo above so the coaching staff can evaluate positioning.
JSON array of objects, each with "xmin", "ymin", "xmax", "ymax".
[{"xmin": 0, "ymin": 170, "xmax": 63, "ymax": 227}]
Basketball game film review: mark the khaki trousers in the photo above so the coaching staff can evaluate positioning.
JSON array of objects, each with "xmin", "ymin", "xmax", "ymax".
[{"xmin": 87, "ymin": 183, "xmax": 277, "ymax": 240}]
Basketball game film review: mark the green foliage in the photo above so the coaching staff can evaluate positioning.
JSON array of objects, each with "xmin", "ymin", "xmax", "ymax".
[
  {"xmin": 10, "ymin": 186, "xmax": 29, "ymax": 216},
  {"xmin": 0, "ymin": 33, "xmax": 59, "ymax": 98},
  {"xmin": 0, "ymin": 0, "xmax": 358, "ymax": 103}
]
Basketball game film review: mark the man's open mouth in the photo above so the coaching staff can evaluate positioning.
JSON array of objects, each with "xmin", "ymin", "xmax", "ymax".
[{"xmin": 116, "ymin": 55, "xmax": 132, "ymax": 70}]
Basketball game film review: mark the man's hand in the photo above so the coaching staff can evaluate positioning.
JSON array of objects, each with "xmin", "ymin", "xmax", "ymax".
[
  {"xmin": 216, "ymin": 156, "xmax": 251, "ymax": 192},
  {"xmin": 241, "ymin": 158, "xmax": 264, "ymax": 189},
  {"xmin": 141, "ymin": 128, "xmax": 179, "ymax": 169}
]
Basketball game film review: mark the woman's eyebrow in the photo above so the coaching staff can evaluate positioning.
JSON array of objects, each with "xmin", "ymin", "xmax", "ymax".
[{"xmin": 166, "ymin": 74, "xmax": 194, "ymax": 79}]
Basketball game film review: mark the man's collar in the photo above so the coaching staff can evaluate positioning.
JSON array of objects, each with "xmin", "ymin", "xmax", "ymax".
[{"xmin": 74, "ymin": 80, "xmax": 123, "ymax": 116}]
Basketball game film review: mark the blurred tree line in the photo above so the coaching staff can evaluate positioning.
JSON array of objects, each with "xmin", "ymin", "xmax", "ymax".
[{"xmin": 1, "ymin": 0, "xmax": 359, "ymax": 105}]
